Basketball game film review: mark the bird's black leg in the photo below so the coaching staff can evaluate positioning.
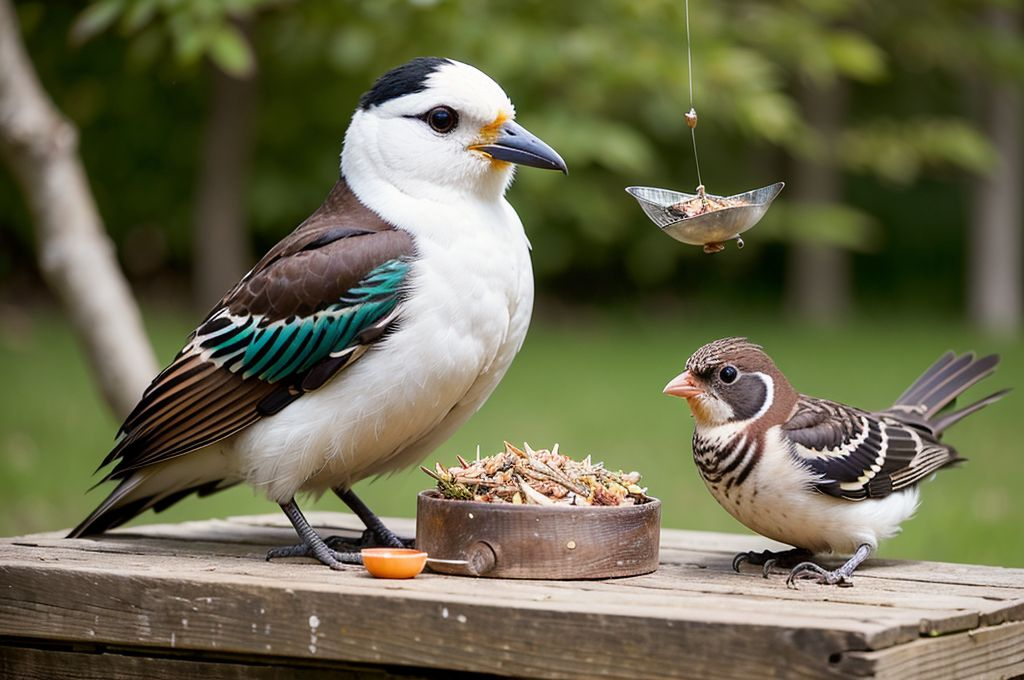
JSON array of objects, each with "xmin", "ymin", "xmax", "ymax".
[
  {"xmin": 323, "ymin": 487, "xmax": 412, "ymax": 552},
  {"xmin": 732, "ymin": 547, "xmax": 813, "ymax": 578},
  {"xmin": 786, "ymin": 543, "xmax": 872, "ymax": 588},
  {"xmin": 265, "ymin": 499, "xmax": 361, "ymax": 569}
]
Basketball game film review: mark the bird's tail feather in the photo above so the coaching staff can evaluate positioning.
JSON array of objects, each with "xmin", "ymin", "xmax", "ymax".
[
  {"xmin": 894, "ymin": 350, "xmax": 956, "ymax": 406},
  {"xmin": 68, "ymin": 451, "xmax": 236, "ymax": 538},
  {"xmin": 931, "ymin": 387, "xmax": 1011, "ymax": 435},
  {"xmin": 68, "ymin": 474, "xmax": 148, "ymax": 538},
  {"xmin": 894, "ymin": 351, "xmax": 1002, "ymax": 420},
  {"xmin": 886, "ymin": 351, "xmax": 1006, "ymax": 438}
]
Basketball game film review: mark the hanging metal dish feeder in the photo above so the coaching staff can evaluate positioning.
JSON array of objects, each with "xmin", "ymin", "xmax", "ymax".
[
  {"xmin": 626, "ymin": 182, "xmax": 784, "ymax": 253},
  {"xmin": 626, "ymin": 0, "xmax": 784, "ymax": 254}
]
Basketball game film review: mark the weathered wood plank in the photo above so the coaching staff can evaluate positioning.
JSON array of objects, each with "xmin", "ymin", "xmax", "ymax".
[
  {"xmin": 1, "ymin": 513, "xmax": 1022, "ymax": 679},
  {"xmin": 14, "ymin": 521, "xmax": 1021, "ymax": 639},
  {"xmin": 0, "ymin": 643, "xmax": 476, "ymax": 679},
  {"xmin": 235, "ymin": 513, "xmax": 1024, "ymax": 591},
  {"xmin": 0, "ymin": 539, "xmax": 996, "ymax": 644},
  {"xmin": 836, "ymin": 620, "xmax": 1024, "ymax": 679},
  {"xmin": 0, "ymin": 563, "xmax": 869, "ymax": 679}
]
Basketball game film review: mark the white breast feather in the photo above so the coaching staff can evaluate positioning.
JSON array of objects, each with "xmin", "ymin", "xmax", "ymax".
[
  {"xmin": 223, "ymin": 178, "xmax": 533, "ymax": 502},
  {"xmin": 699, "ymin": 425, "xmax": 921, "ymax": 555}
]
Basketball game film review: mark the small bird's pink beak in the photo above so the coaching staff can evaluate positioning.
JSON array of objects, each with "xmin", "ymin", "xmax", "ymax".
[{"xmin": 663, "ymin": 370, "xmax": 704, "ymax": 399}]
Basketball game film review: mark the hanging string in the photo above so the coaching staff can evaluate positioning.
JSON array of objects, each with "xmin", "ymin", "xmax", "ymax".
[{"xmin": 684, "ymin": 0, "xmax": 705, "ymax": 197}]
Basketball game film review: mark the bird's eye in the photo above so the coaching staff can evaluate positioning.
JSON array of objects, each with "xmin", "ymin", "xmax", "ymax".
[
  {"xmin": 425, "ymin": 106, "xmax": 458, "ymax": 134},
  {"xmin": 719, "ymin": 365, "xmax": 738, "ymax": 384}
]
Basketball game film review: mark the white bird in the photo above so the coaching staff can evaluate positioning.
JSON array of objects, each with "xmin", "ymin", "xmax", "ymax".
[
  {"xmin": 663, "ymin": 337, "xmax": 1007, "ymax": 586},
  {"xmin": 70, "ymin": 57, "xmax": 567, "ymax": 569}
]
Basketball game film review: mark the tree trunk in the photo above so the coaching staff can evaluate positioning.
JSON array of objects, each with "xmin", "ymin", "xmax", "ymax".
[
  {"xmin": 192, "ymin": 61, "xmax": 256, "ymax": 312},
  {"xmin": 968, "ymin": 8, "xmax": 1021, "ymax": 336},
  {"xmin": 785, "ymin": 77, "xmax": 850, "ymax": 323},
  {"xmin": 0, "ymin": 0, "xmax": 157, "ymax": 419}
]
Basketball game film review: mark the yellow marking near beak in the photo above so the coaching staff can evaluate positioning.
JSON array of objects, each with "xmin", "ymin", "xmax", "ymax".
[
  {"xmin": 468, "ymin": 111, "xmax": 511, "ymax": 161},
  {"xmin": 477, "ymin": 112, "xmax": 510, "ymax": 144},
  {"xmin": 468, "ymin": 112, "xmax": 513, "ymax": 170}
]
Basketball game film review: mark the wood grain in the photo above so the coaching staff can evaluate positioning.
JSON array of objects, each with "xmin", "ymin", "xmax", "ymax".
[
  {"xmin": 1, "ymin": 513, "xmax": 1022, "ymax": 679},
  {"xmin": 836, "ymin": 620, "xmax": 1024, "ymax": 679},
  {"xmin": 0, "ymin": 644, "xmax": 477, "ymax": 679}
]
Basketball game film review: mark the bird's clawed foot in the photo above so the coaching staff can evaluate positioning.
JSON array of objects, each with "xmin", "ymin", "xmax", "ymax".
[
  {"xmin": 784, "ymin": 544, "xmax": 872, "ymax": 589},
  {"xmin": 267, "ymin": 499, "xmax": 361, "ymax": 570},
  {"xmin": 265, "ymin": 541, "xmax": 361, "ymax": 570},
  {"xmin": 732, "ymin": 548, "xmax": 812, "ymax": 578},
  {"xmin": 785, "ymin": 561, "xmax": 853, "ymax": 588},
  {"xmin": 324, "ymin": 527, "xmax": 413, "ymax": 553}
]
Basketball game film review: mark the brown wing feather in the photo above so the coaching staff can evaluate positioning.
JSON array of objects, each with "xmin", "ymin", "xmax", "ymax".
[
  {"xmin": 102, "ymin": 354, "xmax": 278, "ymax": 478},
  {"xmin": 207, "ymin": 179, "xmax": 406, "ymax": 320},
  {"xmin": 98, "ymin": 179, "xmax": 412, "ymax": 482}
]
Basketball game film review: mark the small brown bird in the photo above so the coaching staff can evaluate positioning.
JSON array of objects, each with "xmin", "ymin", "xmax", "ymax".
[{"xmin": 663, "ymin": 338, "xmax": 1007, "ymax": 587}]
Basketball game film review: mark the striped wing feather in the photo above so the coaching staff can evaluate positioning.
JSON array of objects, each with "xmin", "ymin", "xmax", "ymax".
[
  {"xmin": 782, "ymin": 350, "xmax": 1005, "ymax": 500},
  {"xmin": 105, "ymin": 356, "xmax": 277, "ymax": 473},
  {"xmin": 782, "ymin": 398, "xmax": 951, "ymax": 500}
]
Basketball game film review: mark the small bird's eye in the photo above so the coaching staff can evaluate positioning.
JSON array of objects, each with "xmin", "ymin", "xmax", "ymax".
[
  {"xmin": 425, "ymin": 106, "xmax": 458, "ymax": 134},
  {"xmin": 719, "ymin": 365, "xmax": 738, "ymax": 384}
]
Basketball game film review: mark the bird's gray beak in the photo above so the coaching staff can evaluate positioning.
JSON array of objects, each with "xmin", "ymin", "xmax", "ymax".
[{"xmin": 471, "ymin": 120, "xmax": 568, "ymax": 174}]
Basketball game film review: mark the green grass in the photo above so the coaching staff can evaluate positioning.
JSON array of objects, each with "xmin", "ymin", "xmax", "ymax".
[{"xmin": 1, "ymin": 305, "xmax": 1021, "ymax": 567}]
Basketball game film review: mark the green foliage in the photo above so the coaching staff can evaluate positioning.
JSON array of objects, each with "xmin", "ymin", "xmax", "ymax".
[
  {"xmin": 841, "ymin": 118, "xmax": 995, "ymax": 183},
  {"xmin": 71, "ymin": 0, "xmax": 276, "ymax": 76},
  {"xmin": 70, "ymin": 0, "xmax": 123, "ymax": 45},
  {"xmin": 740, "ymin": 2, "xmax": 888, "ymax": 85},
  {"xmin": 757, "ymin": 202, "xmax": 880, "ymax": 250},
  {"xmin": 2, "ymin": 0, "xmax": 1020, "ymax": 305}
]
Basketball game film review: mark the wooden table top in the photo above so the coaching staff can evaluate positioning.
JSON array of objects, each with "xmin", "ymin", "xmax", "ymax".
[{"xmin": 1, "ymin": 513, "xmax": 1022, "ymax": 679}]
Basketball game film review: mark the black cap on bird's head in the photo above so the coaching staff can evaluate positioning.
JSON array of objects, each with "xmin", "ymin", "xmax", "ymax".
[
  {"xmin": 342, "ymin": 57, "xmax": 566, "ymax": 202},
  {"xmin": 358, "ymin": 57, "xmax": 453, "ymax": 110}
]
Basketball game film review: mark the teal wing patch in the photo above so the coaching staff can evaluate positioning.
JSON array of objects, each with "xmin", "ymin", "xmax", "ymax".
[{"xmin": 196, "ymin": 259, "xmax": 410, "ymax": 384}]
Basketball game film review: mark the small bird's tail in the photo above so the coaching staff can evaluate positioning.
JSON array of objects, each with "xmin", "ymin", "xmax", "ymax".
[
  {"xmin": 68, "ymin": 451, "xmax": 236, "ymax": 538},
  {"xmin": 889, "ymin": 351, "xmax": 1008, "ymax": 436}
]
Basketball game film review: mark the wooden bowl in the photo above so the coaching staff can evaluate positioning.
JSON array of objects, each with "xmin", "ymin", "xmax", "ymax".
[
  {"xmin": 415, "ymin": 490, "xmax": 661, "ymax": 579},
  {"xmin": 361, "ymin": 548, "xmax": 427, "ymax": 579}
]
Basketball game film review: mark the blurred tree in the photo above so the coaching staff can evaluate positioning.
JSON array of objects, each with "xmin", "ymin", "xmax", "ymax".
[
  {"xmin": 193, "ymin": 52, "xmax": 257, "ymax": 311},
  {"xmin": 969, "ymin": 6, "xmax": 1021, "ymax": 336},
  {"xmin": 785, "ymin": 76, "xmax": 850, "ymax": 322},
  {"xmin": 0, "ymin": 0, "xmax": 156, "ymax": 417},
  {"xmin": 70, "ymin": 0, "xmax": 269, "ymax": 311},
  {"xmin": 864, "ymin": 0, "xmax": 1020, "ymax": 334}
]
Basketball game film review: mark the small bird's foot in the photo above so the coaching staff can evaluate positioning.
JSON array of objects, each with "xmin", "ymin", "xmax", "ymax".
[
  {"xmin": 784, "ymin": 544, "xmax": 872, "ymax": 589},
  {"xmin": 267, "ymin": 499, "xmax": 361, "ymax": 570},
  {"xmin": 785, "ymin": 561, "xmax": 853, "ymax": 588},
  {"xmin": 703, "ymin": 242, "xmax": 726, "ymax": 254},
  {"xmin": 265, "ymin": 542, "xmax": 361, "ymax": 569},
  {"xmin": 732, "ymin": 548, "xmax": 812, "ymax": 578}
]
